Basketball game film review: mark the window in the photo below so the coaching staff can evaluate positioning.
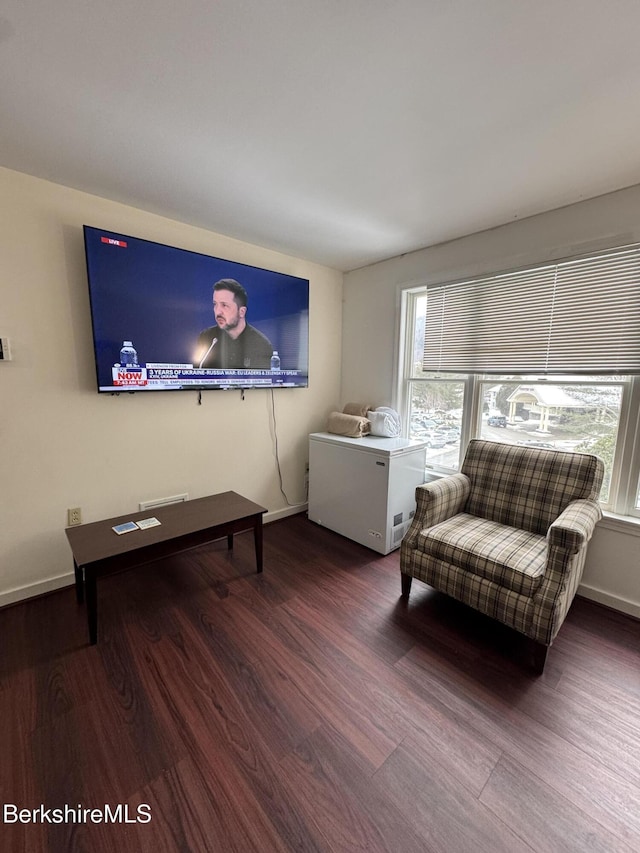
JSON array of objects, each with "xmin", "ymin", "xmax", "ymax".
[
  {"xmin": 476, "ymin": 376, "xmax": 626, "ymax": 505},
  {"xmin": 400, "ymin": 247, "xmax": 640, "ymax": 518}
]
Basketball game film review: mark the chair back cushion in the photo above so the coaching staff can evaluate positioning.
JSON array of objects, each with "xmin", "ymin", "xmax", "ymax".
[{"xmin": 461, "ymin": 440, "xmax": 604, "ymax": 535}]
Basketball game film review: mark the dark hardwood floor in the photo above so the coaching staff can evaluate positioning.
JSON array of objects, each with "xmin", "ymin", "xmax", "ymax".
[{"xmin": 1, "ymin": 513, "xmax": 638, "ymax": 852}]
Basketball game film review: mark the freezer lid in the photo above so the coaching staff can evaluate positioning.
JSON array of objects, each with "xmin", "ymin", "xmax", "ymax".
[{"xmin": 309, "ymin": 432, "xmax": 427, "ymax": 457}]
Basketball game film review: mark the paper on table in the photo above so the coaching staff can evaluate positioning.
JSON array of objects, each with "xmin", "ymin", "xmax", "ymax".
[
  {"xmin": 136, "ymin": 517, "xmax": 161, "ymax": 530},
  {"xmin": 112, "ymin": 521, "xmax": 138, "ymax": 535}
]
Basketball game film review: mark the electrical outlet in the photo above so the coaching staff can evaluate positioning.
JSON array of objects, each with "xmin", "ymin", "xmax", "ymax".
[{"xmin": 67, "ymin": 507, "xmax": 82, "ymax": 526}]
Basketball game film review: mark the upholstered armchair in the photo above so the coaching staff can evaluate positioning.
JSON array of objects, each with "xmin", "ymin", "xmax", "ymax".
[{"xmin": 400, "ymin": 439, "xmax": 604, "ymax": 672}]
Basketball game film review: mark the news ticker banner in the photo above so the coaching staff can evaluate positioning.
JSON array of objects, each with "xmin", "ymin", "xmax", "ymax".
[{"xmin": 110, "ymin": 363, "xmax": 307, "ymax": 389}]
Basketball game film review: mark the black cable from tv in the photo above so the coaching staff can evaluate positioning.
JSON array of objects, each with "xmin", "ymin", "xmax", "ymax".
[{"xmin": 270, "ymin": 388, "xmax": 296, "ymax": 507}]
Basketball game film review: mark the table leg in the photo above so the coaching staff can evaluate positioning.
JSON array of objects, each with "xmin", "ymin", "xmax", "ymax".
[
  {"xmin": 74, "ymin": 559, "xmax": 84, "ymax": 604},
  {"xmin": 227, "ymin": 533, "xmax": 234, "ymax": 551},
  {"xmin": 254, "ymin": 518, "xmax": 263, "ymax": 573},
  {"xmin": 86, "ymin": 568, "xmax": 98, "ymax": 645}
]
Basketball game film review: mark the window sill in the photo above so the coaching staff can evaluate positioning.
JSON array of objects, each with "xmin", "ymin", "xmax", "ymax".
[{"xmin": 600, "ymin": 512, "xmax": 640, "ymax": 537}]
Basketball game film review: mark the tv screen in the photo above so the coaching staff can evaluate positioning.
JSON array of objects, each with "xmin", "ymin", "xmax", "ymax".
[{"xmin": 83, "ymin": 226, "xmax": 309, "ymax": 392}]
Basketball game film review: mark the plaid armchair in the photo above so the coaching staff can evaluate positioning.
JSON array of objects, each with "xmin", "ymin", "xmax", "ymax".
[{"xmin": 400, "ymin": 439, "xmax": 604, "ymax": 672}]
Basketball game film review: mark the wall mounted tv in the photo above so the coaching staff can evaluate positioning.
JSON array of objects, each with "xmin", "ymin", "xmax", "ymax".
[{"xmin": 83, "ymin": 226, "xmax": 309, "ymax": 393}]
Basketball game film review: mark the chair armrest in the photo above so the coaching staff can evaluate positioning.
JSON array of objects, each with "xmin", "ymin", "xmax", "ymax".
[
  {"xmin": 402, "ymin": 474, "xmax": 471, "ymax": 551},
  {"xmin": 547, "ymin": 499, "xmax": 603, "ymax": 555},
  {"xmin": 531, "ymin": 499, "xmax": 603, "ymax": 645}
]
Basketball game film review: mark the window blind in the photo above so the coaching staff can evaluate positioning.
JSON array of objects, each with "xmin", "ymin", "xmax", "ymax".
[{"xmin": 423, "ymin": 244, "xmax": 640, "ymax": 375}]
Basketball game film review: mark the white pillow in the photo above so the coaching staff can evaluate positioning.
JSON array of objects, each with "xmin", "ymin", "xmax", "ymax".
[{"xmin": 367, "ymin": 407, "xmax": 401, "ymax": 437}]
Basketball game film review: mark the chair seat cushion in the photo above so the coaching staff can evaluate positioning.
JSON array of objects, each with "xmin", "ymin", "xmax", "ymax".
[{"xmin": 416, "ymin": 513, "xmax": 547, "ymax": 596}]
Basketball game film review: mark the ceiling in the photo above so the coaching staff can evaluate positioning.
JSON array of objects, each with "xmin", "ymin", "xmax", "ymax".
[{"xmin": 2, "ymin": 1, "xmax": 640, "ymax": 272}]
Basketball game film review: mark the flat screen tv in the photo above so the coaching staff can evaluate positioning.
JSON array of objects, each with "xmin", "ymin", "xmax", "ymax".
[{"xmin": 83, "ymin": 226, "xmax": 309, "ymax": 393}]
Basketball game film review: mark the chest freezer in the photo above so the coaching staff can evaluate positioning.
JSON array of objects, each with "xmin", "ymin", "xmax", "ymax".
[{"xmin": 308, "ymin": 432, "xmax": 427, "ymax": 554}]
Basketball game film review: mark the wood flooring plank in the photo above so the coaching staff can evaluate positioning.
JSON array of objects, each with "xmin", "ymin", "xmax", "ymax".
[
  {"xmin": 182, "ymin": 594, "xmax": 322, "ymax": 760},
  {"xmin": 374, "ymin": 739, "xmax": 533, "ymax": 853},
  {"xmin": 0, "ymin": 665, "xmax": 38, "ymax": 755},
  {"xmin": 262, "ymin": 600, "xmax": 406, "ymax": 767},
  {"xmin": 1, "ymin": 515, "xmax": 639, "ymax": 853},
  {"xmin": 124, "ymin": 613, "xmax": 323, "ymax": 853},
  {"xmin": 134, "ymin": 560, "xmax": 324, "ymax": 760},
  {"xmin": 284, "ymin": 567, "xmax": 417, "ymax": 666},
  {"xmin": 567, "ymin": 597, "xmax": 640, "ymax": 654},
  {"xmin": 479, "ymin": 754, "xmax": 637, "ymax": 853},
  {"xmin": 508, "ymin": 668, "xmax": 640, "ymax": 788},
  {"xmin": 280, "ymin": 592, "xmax": 502, "ymax": 796},
  {"xmin": 279, "ymin": 723, "xmax": 433, "ymax": 853},
  {"xmin": 0, "ymin": 586, "xmax": 86, "ymax": 675},
  {"xmin": 396, "ymin": 644, "xmax": 640, "ymax": 849},
  {"xmin": 95, "ymin": 631, "xmax": 186, "ymax": 783},
  {"xmin": 199, "ymin": 590, "xmax": 403, "ymax": 768},
  {"xmin": 30, "ymin": 698, "xmax": 152, "ymax": 806},
  {"xmin": 120, "ymin": 757, "xmax": 270, "ymax": 853},
  {"xmin": 0, "ymin": 698, "xmax": 45, "ymax": 853},
  {"xmin": 549, "ymin": 626, "xmax": 640, "ymax": 698}
]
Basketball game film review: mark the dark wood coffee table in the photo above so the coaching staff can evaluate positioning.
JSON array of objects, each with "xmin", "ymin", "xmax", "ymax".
[{"xmin": 65, "ymin": 491, "xmax": 267, "ymax": 644}]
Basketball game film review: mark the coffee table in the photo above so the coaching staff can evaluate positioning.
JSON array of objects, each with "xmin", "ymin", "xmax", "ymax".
[{"xmin": 65, "ymin": 491, "xmax": 267, "ymax": 644}]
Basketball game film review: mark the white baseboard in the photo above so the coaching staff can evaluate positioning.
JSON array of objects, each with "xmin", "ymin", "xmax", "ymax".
[
  {"xmin": 264, "ymin": 503, "xmax": 307, "ymax": 524},
  {"xmin": 578, "ymin": 583, "xmax": 640, "ymax": 620},
  {"xmin": 0, "ymin": 503, "xmax": 309, "ymax": 609},
  {"xmin": 0, "ymin": 572, "xmax": 75, "ymax": 609}
]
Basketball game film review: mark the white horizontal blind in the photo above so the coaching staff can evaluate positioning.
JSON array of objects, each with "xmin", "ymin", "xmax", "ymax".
[{"xmin": 423, "ymin": 244, "xmax": 640, "ymax": 374}]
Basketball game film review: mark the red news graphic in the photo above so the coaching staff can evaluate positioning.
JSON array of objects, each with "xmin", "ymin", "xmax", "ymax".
[
  {"xmin": 101, "ymin": 236, "xmax": 128, "ymax": 248},
  {"xmin": 112, "ymin": 367, "xmax": 148, "ymax": 387}
]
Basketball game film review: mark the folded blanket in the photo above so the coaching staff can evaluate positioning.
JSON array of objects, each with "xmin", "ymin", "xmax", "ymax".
[
  {"xmin": 368, "ymin": 407, "xmax": 401, "ymax": 437},
  {"xmin": 342, "ymin": 402, "xmax": 373, "ymax": 418},
  {"xmin": 327, "ymin": 411, "xmax": 371, "ymax": 437}
]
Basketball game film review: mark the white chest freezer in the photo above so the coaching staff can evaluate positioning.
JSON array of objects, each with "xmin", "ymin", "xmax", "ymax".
[{"xmin": 308, "ymin": 432, "xmax": 427, "ymax": 554}]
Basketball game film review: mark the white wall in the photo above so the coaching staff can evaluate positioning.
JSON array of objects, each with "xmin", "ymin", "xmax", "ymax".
[
  {"xmin": 0, "ymin": 167, "xmax": 343, "ymax": 605},
  {"xmin": 342, "ymin": 185, "xmax": 640, "ymax": 618}
]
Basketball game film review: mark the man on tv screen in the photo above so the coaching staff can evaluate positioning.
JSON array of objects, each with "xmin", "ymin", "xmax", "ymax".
[{"xmin": 194, "ymin": 278, "xmax": 273, "ymax": 369}]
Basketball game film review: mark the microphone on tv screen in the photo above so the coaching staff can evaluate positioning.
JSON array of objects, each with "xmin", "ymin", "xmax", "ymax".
[{"xmin": 197, "ymin": 337, "xmax": 218, "ymax": 368}]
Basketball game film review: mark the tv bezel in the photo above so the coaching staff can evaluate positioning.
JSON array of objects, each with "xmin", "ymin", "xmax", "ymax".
[{"xmin": 83, "ymin": 226, "xmax": 310, "ymax": 394}]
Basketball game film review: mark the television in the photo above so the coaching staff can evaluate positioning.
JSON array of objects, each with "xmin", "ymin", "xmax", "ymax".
[{"xmin": 83, "ymin": 226, "xmax": 309, "ymax": 393}]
